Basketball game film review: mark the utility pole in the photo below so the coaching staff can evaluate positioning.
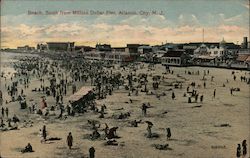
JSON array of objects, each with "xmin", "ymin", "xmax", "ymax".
[{"xmin": 202, "ymin": 28, "xmax": 204, "ymax": 43}]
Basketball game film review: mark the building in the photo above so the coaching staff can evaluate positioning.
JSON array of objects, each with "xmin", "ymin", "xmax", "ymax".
[
  {"xmin": 152, "ymin": 45, "xmax": 165, "ymax": 53},
  {"xmin": 105, "ymin": 52, "xmax": 134, "ymax": 63},
  {"xmin": 125, "ymin": 44, "xmax": 140, "ymax": 54},
  {"xmin": 163, "ymin": 43, "xmax": 180, "ymax": 52},
  {"xmin": 125, "ymin": 44, "xmax": 143, "ymax": 60},
  {"xmin": 96, "ymin": 44, "xmax": 111, "ymax": 51},
  {"xmin": 112, "ymin": 47, "xmax": 126, "ymax": 52},
  {"xmin": 138, "ymin": 45, "xmax": 152, "ymax": 54},
  {"xmin": 75, "ymin": 46, "xmax": 94, "ymax": 52},
  {"xmin": 209, "ymin": 46, "xmax": 225, "ymax": 58},
  {"xmin": 238, "ymin": 49, "xmax": 250, "ymax": 55},
  {"xmin": 209, "ymin": 40, "xmax": 227, "ymax": 58},
  {"xmin": 17, "ymin": 45, "xmax": 35, "ymax": 51},
  {"xmin": 46, "ymin": 42, "xmax": 75, "ymax": 51},
  {"xmin": 161, "ymin": 50, "xmax": 189, "ymax": 66},
  {"xmin": 236, "ymin": 54, "xmax": 250, "ymax": 67},
  {"xmin": 241, "ymin": 37, "xmax": 248, "ymax": 49},
  {"xmin": 84, "ymin": 51, "xmax": 103, "ymax": 60},
  {"xmin": 182, "ymin": 41, "xmax": 239, "ymax": 55},
  {"xmin": 83, "ymin": 51, "xmax": 133, "ymax": 65},
  {"xmin": 192, "ymin": 39, "xmax": 240, "ymax": 60},
  {"xmin": 37, "ymin": 43, "xmax": 48, "ymax": 51},
  {"xmin": 182, "ymin": 44, "xmax": 199, "ymax": 55},
  {"xmin": 193, "ymin": 43, "xmax": 210, "ymax": 56}
]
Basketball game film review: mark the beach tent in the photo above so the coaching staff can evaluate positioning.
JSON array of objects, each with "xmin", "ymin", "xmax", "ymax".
[
  {"xmin": 68, "ymin": 87, "xmax": 93, "ymax": 102},
  {"xmin": 68, "ymin": 86, "xmax": 95, "ymax": 112}
]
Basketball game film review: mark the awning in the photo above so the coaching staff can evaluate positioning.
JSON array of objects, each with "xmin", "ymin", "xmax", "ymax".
[
  {"xmin": 245, "ymin": 56, "xmax": 250, "ymax": 62},
  {"xmin": 68, "ymin": 86, "xmax": 93, "ymax": 102},
  {"xmin": 236, "ymin": 55, "xmax": 249, "ymax": 62},
  {"xmin": 195, "ymin": 55, "xmax": 215, "ymax": 60}
]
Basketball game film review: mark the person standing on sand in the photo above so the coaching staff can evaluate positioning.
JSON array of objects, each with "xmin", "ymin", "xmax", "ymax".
[
  {"xmin": 200, "ymin": 95, "xmax": 203, "ymax": 103},
  {"xmin": 146, "ymin": 121, "xmax": 153, "ymax": 138},
  {"xmin": 66, "ymin": 104, "xmax": 71, "ymax": 116},
  {"xmin": 89, "ymin": 146, "xmax": 95, "ymax": 158},
  {"xmin": 203, "ymin": 82, "xmax": 206, "ymax": 88},
  {"xmin": 230, "ymin": 88, "xmax": 233, "ymax": 96},
  {"xmin": 172, "ymin": 92, "xmax": 175, "ymax": 100},
  {"xmin": 142, "ymin": 103, "xmax": 148, "ymax": 116},
  {"xmin": 195, "ymin": 94, "xmax": 198, "ymax": 102},
  {"xmin": 236, "ymin": 144, "xmax": 241, "ymax": 158},
  {"xmin": 242, "ymin": 140, "xmax": 247, "ymax": 157},
  {"xmin": 0, "ymin": 90, "xmax": 3, "ymax": 106},
  {"xmin": 104, "ymin": 123, "xmax": 109, "ymax": 137},
  {"xmin": 166, "ymin": 128, "xmax": 171, "ymax": 140},
  {"xmin": 67, "ymin": 132, "xmax": 73, "ymax": 149},
  {"xmin": 1, "ymin": 107, "xmax": 4, "ymax": 118},
  {"xmin": 42, "ymin": 125, "xmax": 47, "ymax": 142},
  {"xmin": 213, "ymin": 89, "xmax": 216, "ymax": 98},
  {"xmin": 5, "ymin": 107, "xmax": 8, "ymax": 118}
]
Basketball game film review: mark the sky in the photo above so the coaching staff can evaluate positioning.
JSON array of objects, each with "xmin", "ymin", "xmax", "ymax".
[{"xmin": 1, "ymin": 0, "xmax": 249, "ymax": 48}]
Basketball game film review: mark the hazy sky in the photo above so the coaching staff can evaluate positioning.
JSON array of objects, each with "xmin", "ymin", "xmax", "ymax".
[{"xmin": 1, "ymin": 0, "xmax": 249, "ymax": 48}]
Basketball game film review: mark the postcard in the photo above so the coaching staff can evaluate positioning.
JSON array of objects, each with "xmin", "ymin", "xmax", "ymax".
[{"xmin": 0, "ymin": 0, "xmax": 249, "ymax": 158}]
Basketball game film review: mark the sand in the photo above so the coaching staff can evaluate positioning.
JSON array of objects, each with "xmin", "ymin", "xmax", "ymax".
[{"xmin": 0, "ymin": 52, "xmax": 249, "ymax": 158}]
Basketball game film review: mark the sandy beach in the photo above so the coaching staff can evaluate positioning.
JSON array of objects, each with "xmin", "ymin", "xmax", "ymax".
[{"xmin": 0, "ymin": 52, "xmax": 249, "ymax": 158}]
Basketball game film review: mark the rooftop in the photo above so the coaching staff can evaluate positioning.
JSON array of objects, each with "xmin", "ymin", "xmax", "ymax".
[{"xmin": 163, "ymin": 50, "xmax": 186, "ymax": 57}]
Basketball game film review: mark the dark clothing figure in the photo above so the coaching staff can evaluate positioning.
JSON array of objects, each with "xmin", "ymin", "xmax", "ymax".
[
  {"xmin": 242, "ymin": 140, "xmax": 247, "ymax": 156},
  {"xmin": 200, "ymin": 95, "xmax": 203, "ymax": 103},
  {"xmin": 21, "ymin": 143, "xmax": 33, "ymax": 153},
  {"xmin": 91, "ymin": 129, "xmax": 100, "ymax": 140},
  {"xmin": 104, "ymin": 123, "xmax": 109, "ymax": 137},
  {"xmin": 101, "ymin": 104, "xmax": 106, "ymax": 113},
  {"xmin": 107, "ymin": 127, "xmax": 118, "ymax": 139},
  {"xmin": 146, "ymin": 121, "xmax": 153, "ymax": 138},
  {"xmin": 67, "ymin": 132, "xmax": 73, "ymax": 149},
  {"xmin": 230, "ymin": 88, "xmax": 233, "ymax": 96},
  {"xmin": 172, "ymin": 92, "xmax": 175, "ymax": 100},
  {"xmin": 195, "ymin": 94, "xmax": 198, "ymax": 102},
  {"xmin": 236, "ymin": 144, "xmax": 241, "ymax": 158},
  {"xmin": 0, "ymin": 118, "xmax": 4, "ymax": 127},
  {"xmin": 99, "ymin": 111, "xmax": 104, "ymax": 118},
  {"xmin": 142, "ymin": 104, "xmax": 148, "ymax": 116},
  {"xmin": 166, "ymin": 128, "xmax": 171, "ymax": 140},
  {"xmin": 234, "ymin": 75, "xmax": 236, "ymax": 81},
  {"xmin": 7, "ymin": 119, "xmax": 12, "ymax": 127},
  {"xmin": 42, "ymin": 125, "xmax": 47, "ymax": 141},
  {"xmin": 66, "ymin": 105, "xmax": 71, "ymax": 116},
  {"xmin": 12, "ymin": 115, "xmax": 20, "ymax": 123},
  {"xmin": 56, "ymin": 95, "xmax": 59, "ymax": 104},
  {"xmin": 89, "ymin": 146, "xmax": 95, "ymax": 158},
  {"xmin": 1, "ymin": 107, "xmax": 4, "ymax": 117},
  {"xmin": 5, "ymin": 107, "xmax": 9, "ymax": 118},
  {"xmin": 213, "ymin": 89, "xmax": 216, "ymax": 98},
  {"xmin": 131, "ymin": 120, "xmax": 141, "ymax": 127}
]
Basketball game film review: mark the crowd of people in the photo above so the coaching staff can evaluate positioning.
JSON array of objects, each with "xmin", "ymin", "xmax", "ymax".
[{"xmin": 0, "ymin": 53, "xmax": 249, "ymax": 157}]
